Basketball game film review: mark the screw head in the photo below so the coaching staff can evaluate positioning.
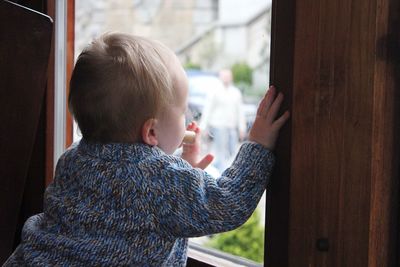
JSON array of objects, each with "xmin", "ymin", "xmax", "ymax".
[{"xmin": 316, "ymin": 238, "xmax": 329, "ymax": 252}]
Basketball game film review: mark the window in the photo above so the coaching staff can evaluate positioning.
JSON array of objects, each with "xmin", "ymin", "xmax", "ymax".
[{"xmin": 73, "ymin": 0, "xmax": 272, "ymax": 264}]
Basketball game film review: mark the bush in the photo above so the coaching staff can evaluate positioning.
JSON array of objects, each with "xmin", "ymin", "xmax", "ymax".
[
  {"xmin": 205, "ymin": 209, "xmax": 264, "ymax": 263},
  {"xmin": 231, "ymin": 62, "xmax": 253, "ymax": 86},
  {"xmin": 184, "ymin": 62, "xmax": 202, "ymax": 70}
]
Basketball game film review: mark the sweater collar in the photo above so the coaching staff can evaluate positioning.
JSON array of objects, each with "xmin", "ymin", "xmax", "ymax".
[{"xmin": 77, "ymin": 138, "xmax": 164, "ymax": 162}]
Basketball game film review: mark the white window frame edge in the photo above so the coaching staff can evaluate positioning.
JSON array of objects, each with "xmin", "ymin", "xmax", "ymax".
[
  {"xmin": 188, "ymin": 242, "xmax": 263, "ymax": 267},
  {"xmin": 54, "ymin": 0, "xmax": 67, "ymax": 170}
]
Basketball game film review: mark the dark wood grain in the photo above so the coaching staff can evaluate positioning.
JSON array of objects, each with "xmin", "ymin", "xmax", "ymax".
[
  {"xmin": 45, "ymin": 0, "xmax": 55, "ymax": 187},
  {"xmin": 66, "ymin": 0, "xmax": 74, "ymax": 148},
  {"xmin": 264, "ymin": 0, "xmax": 294, "ymax": 265},
  {"xmin": 0, "ymin": 1, "xmax": 52, "ymax": 263},
  {"xmin": 268, "ymin": 0, "xmax": 400, "ymax": 266},
  {"xmin": 369, "ymin": 0, "xmax": 400, "ymax": 265}
]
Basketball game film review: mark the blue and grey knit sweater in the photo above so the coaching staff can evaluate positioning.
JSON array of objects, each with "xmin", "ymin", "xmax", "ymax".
[{"xmin": 5, "ymin": 139, "xmax": 274, "ymax": 266}]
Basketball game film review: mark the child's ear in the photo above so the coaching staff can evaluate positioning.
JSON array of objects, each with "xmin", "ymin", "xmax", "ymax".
[{"xmin": 142, "ymin": 118, "xmax": 158, "ymax": 146}]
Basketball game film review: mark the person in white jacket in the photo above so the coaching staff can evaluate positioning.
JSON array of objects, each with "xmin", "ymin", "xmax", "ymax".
[{"xmin": 200, "ymin": 69, "xmax": 247, "ymax": 171}]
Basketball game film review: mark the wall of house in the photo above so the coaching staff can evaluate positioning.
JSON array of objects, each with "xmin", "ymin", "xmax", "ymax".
[
  {"xmin": 75, "ymin": 0, "xmax": 270, "ymax": 89},
  {"xmin": 75, "ymin": 0, "xmax": 218, "ymax": 56}
]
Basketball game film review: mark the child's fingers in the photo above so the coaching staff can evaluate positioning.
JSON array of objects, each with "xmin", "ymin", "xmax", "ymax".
[
  {"xmin": 273, "ymin": 110, "xmax": 290, "ymax": 129},
  {"xmin": 186, "ymin": 121, "xmax": 194, "ymax": 130},
  {"xmin": 187, "ymin": 121, "xmax": 200, "ymax": 133},
  {"xmin": 196, "ymin": 154, "xmax": 214, "ymax": 170},
  {"xmin": 192, "ymin": 122, "xmax": 200, "ymax": 134},
  {"xmin": 259, "ymin": 86, "xmax": 276, "ymax": 117},
  {"xmin": 257, "ymin": 92, "xmax": 268, "ymax": 116},
  {"xmin": 264, "ymin": 86, "xmax": 276, "ymax": 116},
  {"xmin": 266, "ymin": 92, "xmax": 284, "ymax": 122}
]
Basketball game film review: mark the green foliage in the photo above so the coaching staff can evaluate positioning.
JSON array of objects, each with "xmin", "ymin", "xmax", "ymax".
[
  {"xmin": 231, "ymin": 62, "xmax": 253, "ymax": 86},
  {"xmin": 231, "ymin": 62, "xmax": 259, "ymax": 100},
  {"xmin": 235, "ymin": 82, "xmax": 266, "ymax": 102},
  {"xmin": 205, "ymin": 209, "xmax": 264, "ymax": 263},
  {"xmin": 184, "ymin": 61, "xmax": 202, "ymax": 70}
]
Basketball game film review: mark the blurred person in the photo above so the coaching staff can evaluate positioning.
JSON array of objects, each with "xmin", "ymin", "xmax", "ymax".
[{"xmin": 200, "ymin": 69, "xmax": 247, "ymax": 171}]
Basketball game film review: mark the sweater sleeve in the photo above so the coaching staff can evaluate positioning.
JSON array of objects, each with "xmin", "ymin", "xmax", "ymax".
[{"xmin": 144, "ymin": 142, "xmax": 275, "ymax": 238}]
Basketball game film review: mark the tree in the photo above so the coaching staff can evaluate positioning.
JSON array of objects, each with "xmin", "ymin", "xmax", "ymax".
[
  {"xmin": 231, "ymin": 62, "xmax": 264, "ymax": 99},
  {"xmin": 231, "ymin": 62, "xmax": 253, "ymax": 86}
]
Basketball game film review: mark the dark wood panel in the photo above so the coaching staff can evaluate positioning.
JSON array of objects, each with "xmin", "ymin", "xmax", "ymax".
[
  {"xmin": 0, "ymin": 0, "xmax": 52, "ymax": 263},
  {"xmin": 9, "ymin": 0, "xmax": 46, "ymax": 12},
  {"xmin": 369, "ymin": 0, "xmax": 400, "ymax": 265},
  {"xmin": 14, "ymin": 104, "xmax": 46, "ymax": 250},
  {"xmin": 45, "ymin": 0, "xmax": 55, "ymax": 186},
  {"xmin": 264, "ymin": 0, "xmax": 294, "ymax": 265},
  {"xmin": 187, "ymin": 257, "xmax": 214, "ymax": 267},
  {"xmin": 288, "ymin": 0, "xmax": 321, "ymax": 265},
  {"xmin": 338, "ymin": 1, "xmax": 376, "ymax": 265},
  {"xmin": 286, "ymin": 0, "xmax": 400, "ymax": 266}
]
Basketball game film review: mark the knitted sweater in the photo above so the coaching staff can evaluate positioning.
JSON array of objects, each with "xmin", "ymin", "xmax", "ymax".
[{"xmin": 4, "ymin": 139, "xmax": 274, "ymax": 266}]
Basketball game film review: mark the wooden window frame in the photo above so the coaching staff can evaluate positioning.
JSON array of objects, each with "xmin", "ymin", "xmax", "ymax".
[
  {"xmin": 45, "ymin": 0, "xmax": 74, "ymax": 186},
  {"xmin": 265, "ymin": 0, "xmax": 400, "ymax": 266},
  {"xmin": 264, "ymin": 0, "xmax": 294, "ymax": 265}
]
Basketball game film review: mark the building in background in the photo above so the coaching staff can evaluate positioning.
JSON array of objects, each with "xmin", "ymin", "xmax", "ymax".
[{"xmin": 75, "ymin": 0, "xmax": 271, "ymax": 89}]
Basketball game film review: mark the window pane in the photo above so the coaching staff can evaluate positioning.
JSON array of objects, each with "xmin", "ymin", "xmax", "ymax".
[{"xmin": 74, "ymin": 0, "xmax": 271, "ymax": 264}]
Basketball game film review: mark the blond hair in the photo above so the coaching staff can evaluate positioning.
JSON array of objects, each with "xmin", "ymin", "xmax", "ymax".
[{"xmin": 69, "ymin": 33, "xmax": 175, "ymax": 143}]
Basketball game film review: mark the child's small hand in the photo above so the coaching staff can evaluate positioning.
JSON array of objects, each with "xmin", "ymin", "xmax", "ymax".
[
  {"xmin": 248, "ymin": 86, "xmax": 290, "ymax": 150},
  {"xmin": 181, "ymin": 121, "xmax": 214, "ymax": 169}
]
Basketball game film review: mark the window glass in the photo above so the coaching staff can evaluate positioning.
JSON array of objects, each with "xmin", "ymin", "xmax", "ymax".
[{"xmin": 74, "ymin": 0, "xmax": 271, "ymax": 263}]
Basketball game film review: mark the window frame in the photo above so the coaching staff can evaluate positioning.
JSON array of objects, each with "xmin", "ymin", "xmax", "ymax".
[
  {"xmin": 264, "ymin": 0, "xmax": 294, "ymax": 265},
  {"xmin": 46, "ymin": 0, "xmax": 74, "ymax": 186}
]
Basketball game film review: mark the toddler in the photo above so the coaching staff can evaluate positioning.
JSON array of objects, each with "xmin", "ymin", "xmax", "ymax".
[{"xmin": 4, "ymin": 32, "xmax": 289, "ymax": 266}]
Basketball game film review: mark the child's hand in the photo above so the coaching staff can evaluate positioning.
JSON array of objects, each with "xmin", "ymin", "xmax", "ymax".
[
  {"xmin": 181, "ymin": 121, "xmax": 214, "ymax": 169},
  {"xmin": 248, "ymin": 86, "xmax": 290, "ymax": 150}
]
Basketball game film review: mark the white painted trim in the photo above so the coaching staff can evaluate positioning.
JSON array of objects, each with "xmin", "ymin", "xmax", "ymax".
[
  {"xmin": 188, "ymin": 242, "xmax": 263, "ymax": 267},
  {"xmin": 54, "ymin": 0, "xmax": 67, "ymax": 169}
]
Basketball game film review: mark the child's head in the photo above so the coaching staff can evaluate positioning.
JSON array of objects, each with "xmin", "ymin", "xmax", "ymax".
[{"xmin": 69, "ymin": 33, "xmax": 188, "ymax": 153}]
